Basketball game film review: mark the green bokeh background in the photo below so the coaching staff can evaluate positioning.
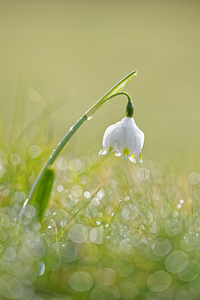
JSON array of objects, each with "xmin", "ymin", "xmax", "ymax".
[{"xmin": 0, "ymin": 0, "xmax": 199, "ymax": 169}]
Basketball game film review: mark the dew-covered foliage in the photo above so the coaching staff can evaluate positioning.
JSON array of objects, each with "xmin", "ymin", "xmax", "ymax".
[{"xmin": 1, "ymin": 147, "xmax": 200, "ymax": 300}]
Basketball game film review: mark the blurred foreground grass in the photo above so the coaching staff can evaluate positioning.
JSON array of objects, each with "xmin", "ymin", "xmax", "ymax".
[{"xmin": 1, "ymin": 126, "xmax": 200, "ymax": 299}]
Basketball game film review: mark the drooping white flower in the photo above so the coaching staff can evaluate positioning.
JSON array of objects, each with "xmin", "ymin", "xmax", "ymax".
[{"xmin": 99, "ymin": 117, "xmax": 144, "ymax": 163}]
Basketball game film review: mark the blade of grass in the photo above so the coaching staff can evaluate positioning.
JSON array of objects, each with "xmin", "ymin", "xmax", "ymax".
[
  {"xmin": 19, "ymin": 168, "xmax": 55, "ymax": 221},
  {"xmin": 57, "ymin": 187, "xmax": 101, "ymax": 240},
  {"xmin": 107, "ymin": 198, "xmax": 123, "ymax": 230}
]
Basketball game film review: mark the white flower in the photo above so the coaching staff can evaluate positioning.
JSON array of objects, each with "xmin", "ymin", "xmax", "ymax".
[{"xmin": 99, "ymin": 117, "xmax": 144, "ymax": 163}]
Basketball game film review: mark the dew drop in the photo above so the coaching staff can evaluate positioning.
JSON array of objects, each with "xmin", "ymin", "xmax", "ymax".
[
  {"xmin": 165, "ymin": 250, "xmax": 189, "ymax": 273},
  {"xmin": 29, "ymin": 145, "xmax": 41, "ymax": 158},
  {"xmin": 57, "ymin": 185, "xmax": 64, "ymax": 192},
  {"xmin": 165, "ymin": 219, "xmax": 182, "ymax": 236},
  {"xmin": 38, "ymin": 262, "xmax": 45, "ymax": 276},
  {"xmin": 89, "ymin": 227, "xmax": 103, "ymax": 244},
  {"xmin": 84, "ymin": 191, "xmax": 91, "ymax": 199},
  {"xmin": 68, "ymin": 224, "xmax": 88, "ymax": 243},
  {"xmin": 69, "ymin": 271, "xmax": 93, "ymax": 292},
  {"xmin": 147, "ymin": 271, "xmax": 171, "ymax": 293}
]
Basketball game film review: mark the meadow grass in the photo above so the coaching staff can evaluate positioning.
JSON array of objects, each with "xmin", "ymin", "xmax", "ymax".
[
  {"xmin": 0, "ymin": 138, "xmax": 200, "ymax": 299},
  {"xmin": 0, "ymin": 71, "xmax": 200, "ymax": 300}
]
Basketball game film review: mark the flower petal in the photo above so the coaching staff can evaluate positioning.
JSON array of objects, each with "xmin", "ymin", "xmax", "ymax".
[
  {"xmin": 101, "ymin": 121, "xmax": 120, "ymax": 153},
  {"xmin": 99, "ymin": 116, "xmax": 144, "ymax": 163},
  {"xmin": 129, "ymin": 153, "xmax": 136, "ymax": 163}
]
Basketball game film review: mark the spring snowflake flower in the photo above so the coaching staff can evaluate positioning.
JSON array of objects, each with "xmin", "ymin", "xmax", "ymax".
[{"xmin": 99, "ymin": 116, "xmax": 144, "ymax": 163}]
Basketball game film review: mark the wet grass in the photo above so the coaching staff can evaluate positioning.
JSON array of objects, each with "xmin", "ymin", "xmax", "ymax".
[{"xmin": 1, "ymin": 141, "xmax": 200, "ymax": 300}]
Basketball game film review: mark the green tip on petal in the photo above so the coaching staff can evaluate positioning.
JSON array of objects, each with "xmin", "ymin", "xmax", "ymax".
[
  {"xmin": 123, "ymin": 147, "xmax": 130, "ymax": 157},
  {"xmin": 108, "ymin": 145, "xmax": 113, "ymax": 153}
]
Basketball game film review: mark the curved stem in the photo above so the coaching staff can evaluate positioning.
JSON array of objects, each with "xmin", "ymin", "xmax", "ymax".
[
  {"xmin": 19, "ymin": 71, "xmax": 137, "ymax": 218},
  {"xmin": 106, "ymin": 91, "xmax": 132, "ymax": 103},
  {"xmin": 85, "ymin": 70, "xmax": 137, "ymax": 118},
  {"xmin": 19, "ymin": 115, "xmax": 87, "ymax": 218}
]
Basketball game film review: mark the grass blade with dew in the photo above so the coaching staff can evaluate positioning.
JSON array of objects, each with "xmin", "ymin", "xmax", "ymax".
[
  {"xmin": 31, "ymin": 168, "xmax": 55, "ymax": 221},
  {"xmin": 57, "ymin": 187, "xmax": 102, "ymax": 240}
]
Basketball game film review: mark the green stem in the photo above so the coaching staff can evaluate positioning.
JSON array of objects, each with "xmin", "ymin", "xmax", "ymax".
[
  {"xmin": 19, "ymin": 71, "xmax": 137, "ymax": 218},
  {"xmin": 19, "ymin": 115, "xmax": 87, "ymax": 217}
]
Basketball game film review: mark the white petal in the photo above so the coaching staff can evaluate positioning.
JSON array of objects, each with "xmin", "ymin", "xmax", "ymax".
[
  {"xmin": 115, "ymin": 152, "xmax": 121, "ymax": 157},
  {"xmin": 99, "ymin": 116, "xmax": 144, "ymax": 163},
  {"xmin": 102, "ymin": 121, "xmax": 120, "ymax": 152},
  {"xmin": 115, "ymin": 117, "xmax": 144, "ymax": 159},
  {"xmin": 129, "ymin": 154, "xmax": 136, "ymax": 163}
]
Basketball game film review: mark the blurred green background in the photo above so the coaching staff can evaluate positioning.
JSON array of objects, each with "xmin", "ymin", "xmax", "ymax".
[{"xmin": 0, "ymin": 0, "xmax": 199, "ymax": 170}]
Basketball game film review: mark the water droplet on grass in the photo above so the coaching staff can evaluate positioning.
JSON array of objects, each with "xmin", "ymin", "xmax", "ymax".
[
  {"xmin": 3, "ymin": 246, "xmax": 16, "ymax": 261},
  {"xmin": 61, "ymin": 243, "xmax": 78, "ymax": 262},
  {"xmin": 71, "ymin": 185, "xmax": 83, "ymax": 198},
  {"xmin": 165, "ymin": 219, "xmax": 182, "ymax": 236},
  {"xmin": 57, "ymin": 185, "xmax": 64, "ymax": 192},
  {"xmin": 150, "ymin": 222, "xmax": 160, "ymax": 234},
  {"xmin": 84, "ymin": 191, "xmax": 91, "ymax": 199},
  {"xmin": 181, "ymin": 233, "xmax": 199, "ymax": 252},
  {"xmin": 95, "ymin": 268, "xmax": 115, "ymax": 286},
  {"xmin": 68, "ymin": 224, "xmax": 88, "ymax": 243},
  {"xmin": 121, "ymin": 204, "xmax": 138, "ymax": 221},
  {"xmin": 56, "ymin": 157, "xmax": 67, "ymax": 170},
  {"xmin": 152, "ymin": 239, "xmax": 172, "ymax": 257},
  {"xmin": 38, "ymin": 262, "xmax": 45, "ymax": 276},
  {"xmin": 69, "ymin": 271, "xmax": 93, "ymax": 292},
  {"xmin": 165, "ymin": 250, "xmax": 189, "ymax": 273},
  {"xmin": 8, "ymin": 277, "xmax": 24, "ymax": 299},
  {"xmin": 89, "ymin": 227, "xmax": 103, "ymax": 244},
  {"xmin": 178, "ymin": 260, "xmax": 200, "ymax": 282},
  {"xmin": 147, "ymin": 271, "xmax": 171, "ymax": 293},
  {"xmin": 14, "ymin": 191, "xmax": 26, "ymax": 202},
  {"xmin": 29, "ymin": 145, "xmax": 41, "ymax": 158},
  {"xmin": 80, "ymin": 175, "xmax": 87, "ymax": 184}
]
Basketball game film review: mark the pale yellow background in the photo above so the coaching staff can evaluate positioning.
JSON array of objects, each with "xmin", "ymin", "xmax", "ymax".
[{"xmin": 0, "ymin": 0, "xmax": 199, "ymax": 169}]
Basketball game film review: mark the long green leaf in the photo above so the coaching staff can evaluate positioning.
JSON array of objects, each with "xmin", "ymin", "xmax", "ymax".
[
  {"xmin": 31, "ymin": 168, "xmax": 55, "ymax": 221},
  {"xmin": 86, "ymin": 70, "xmax": 138, "ymax": 117}
]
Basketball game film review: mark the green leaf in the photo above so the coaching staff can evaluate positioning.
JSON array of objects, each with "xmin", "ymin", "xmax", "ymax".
[
  {"xmin": 86, "ymin": 70, "xmax": 138, "ymax": 117},
  {"xmin": 31, "ymin": 168, "xmax": 55, "ymax": 221}
]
